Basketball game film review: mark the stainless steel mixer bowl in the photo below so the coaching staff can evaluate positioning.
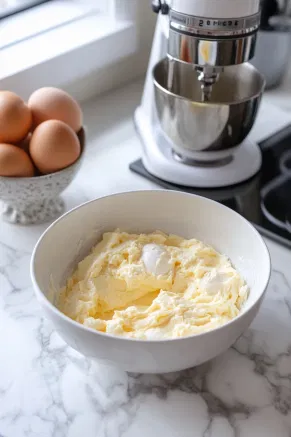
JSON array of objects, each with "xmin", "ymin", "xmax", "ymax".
[{"xmin": 153, "ymin": 59, "xmax": 265, "ymax": 159}]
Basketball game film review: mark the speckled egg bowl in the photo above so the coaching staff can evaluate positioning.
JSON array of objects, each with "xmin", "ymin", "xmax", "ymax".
[{"xmin": 0, "ymin": 128, "xmax": 85, "ymax": 225}]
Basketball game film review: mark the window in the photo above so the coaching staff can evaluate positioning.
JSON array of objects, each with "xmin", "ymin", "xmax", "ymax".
[
  {"xmin": 0, "ymin": 0, "xmax": 138, "ymax": 99},
  {"xmin": 0, "ymin": 0, "xmax": 50, "ymax": 19},
  {"xmin": 0, "ymin": 0, "xmax": 102, "ymax": 50}
]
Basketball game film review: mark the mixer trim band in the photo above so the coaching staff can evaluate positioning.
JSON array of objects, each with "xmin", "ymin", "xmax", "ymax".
[
  {"xmin": 169, "ymin": 25, "xmax": 258, "ymax": 40},
  {"xmin": 170, "ymin": 10, "xmax": 260, "ymax": 37}
]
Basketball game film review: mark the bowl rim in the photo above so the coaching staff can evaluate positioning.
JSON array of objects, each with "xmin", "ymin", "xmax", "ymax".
[
  {"xmin": 0, "ymin": 126, "xmax": 86, "ymax": 182},
  {"xmin": 153, "ymin": 58, "xmax": 266, "ymax": 106},
  {"xmin": 30, "ymin": 189, "xmax": 271, "ymax": 344}
]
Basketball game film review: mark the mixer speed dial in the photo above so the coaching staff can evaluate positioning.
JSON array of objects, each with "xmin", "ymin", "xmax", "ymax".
[{"xmin": 169, "ymin": 10, "xmax": 261, "ymax": 38}]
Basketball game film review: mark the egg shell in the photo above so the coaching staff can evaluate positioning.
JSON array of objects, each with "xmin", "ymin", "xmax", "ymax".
[
  {"xmin": 28, "ymin": 87, "xmax": 83, "ymax": 132},
  {"xmin": 29, "ymin": 119, "xmax": 81, "ymax": 174},
  {"xmin": 0, "ymin": 91, "xmax": 32, "ymax": 143},
  {"xmin": 0, "ymin": 143, "xmax": 34, "ymax": 177},
  {"xmin": 17, "ymin": 133, "xmax": 32, "ymax": 154}
]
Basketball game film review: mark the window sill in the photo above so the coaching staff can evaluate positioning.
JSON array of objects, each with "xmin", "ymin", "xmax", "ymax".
[{"xmin": 0, "ymin": 10, "xmax": 137, "ymax": 99}]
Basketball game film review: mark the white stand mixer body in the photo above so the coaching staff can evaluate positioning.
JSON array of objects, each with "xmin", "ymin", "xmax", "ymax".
[
  {"xmin": 135, "ymin": 1, "xmax": 263, "ymax": 188},
  {"xmin": 170, "ymin": 0, "xmax": 260, "ymax": 18}
]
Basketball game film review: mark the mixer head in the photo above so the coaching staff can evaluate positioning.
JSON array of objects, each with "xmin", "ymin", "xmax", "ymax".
[{"xmin": 156, "ymin": 0, "xmax": 262, "ymax": 97}]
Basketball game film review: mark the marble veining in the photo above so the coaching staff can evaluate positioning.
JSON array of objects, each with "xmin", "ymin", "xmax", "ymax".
[
  {"xmin": 1, "ymin": 81, "xmax": 291, "ymax": 436},
  {"xmin": 1, "ymin": 231, "xmax": 291, "ymax": 437}
]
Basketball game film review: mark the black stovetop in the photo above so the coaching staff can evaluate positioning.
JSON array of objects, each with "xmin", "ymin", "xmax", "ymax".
[{"xmin": 130, "ymin": 124, "xmax": 291, "ymax": 249}]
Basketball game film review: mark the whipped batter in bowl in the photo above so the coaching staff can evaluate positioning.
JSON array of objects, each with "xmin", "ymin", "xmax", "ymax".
[
  {"xmin": 31, "ymin": 190, "xmax": 270, "ymax": 373},
  {"xmin": 57, "ymin": 230, "xmax": 249, "ymax": 340}
]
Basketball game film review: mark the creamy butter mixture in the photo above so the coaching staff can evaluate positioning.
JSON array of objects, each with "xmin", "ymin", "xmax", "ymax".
[{"xmin": 57, "ymin": 230, "xmax": 249, "ymax": 339}]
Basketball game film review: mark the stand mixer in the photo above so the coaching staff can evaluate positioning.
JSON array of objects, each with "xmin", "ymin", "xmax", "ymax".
[{"xmin": 134, "ymin": 0, "xmax": 265, "ymax": 188}]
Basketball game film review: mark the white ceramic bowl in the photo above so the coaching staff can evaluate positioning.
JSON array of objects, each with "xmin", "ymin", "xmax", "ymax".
[{"xmin": 31, "ymin": 190, "xmax": 271, "ymax": 373}]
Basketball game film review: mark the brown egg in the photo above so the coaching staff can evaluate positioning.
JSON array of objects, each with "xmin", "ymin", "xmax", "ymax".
[
  {"xmin": 28, "ymin": 87, "xmax": 83, "ymax": 132},
  {"xmin": 0, "ymin": 91, "xmax": 32, "ymax": 143},
  {"xmin": 17, "ymin": 133, "xmax": 31, "ymax": 154},
  {"xmin": 29, "ymin": 120, "xmax": 81, "ymax": 174},
  {"xmin": 0, "ymin": 143, "xmax": 34, "ymax": 177}
]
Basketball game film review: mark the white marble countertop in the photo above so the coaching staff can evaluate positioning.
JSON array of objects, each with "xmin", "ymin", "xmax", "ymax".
[{"xmin": 1, "ymin": 79, "xmax": 291, "ymax": 437}]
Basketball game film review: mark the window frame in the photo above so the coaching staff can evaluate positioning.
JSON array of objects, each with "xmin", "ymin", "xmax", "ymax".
[
  {"xmin": 0, "ymin": 0, "xmax": 51, "ymax": 20},
  {"xmin": 0, "ymin": 0, "xmax": 138, "ymax": 99}
]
